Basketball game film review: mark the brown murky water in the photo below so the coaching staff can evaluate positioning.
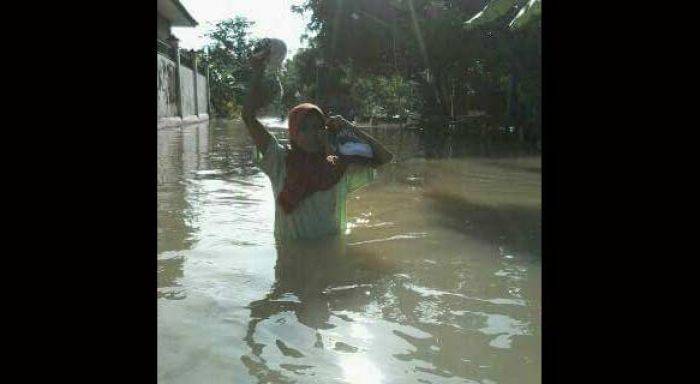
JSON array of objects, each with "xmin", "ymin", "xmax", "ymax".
[{"xmin": 157, "ymin": 118, "xmax": 541, "ymax": 383}]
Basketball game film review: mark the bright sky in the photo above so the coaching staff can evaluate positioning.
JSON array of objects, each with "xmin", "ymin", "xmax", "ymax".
[{"xmin": 172, "ymin": 0, "xmax": 311, "ymax": 59}]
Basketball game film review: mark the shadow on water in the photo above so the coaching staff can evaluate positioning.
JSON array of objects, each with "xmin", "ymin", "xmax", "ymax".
[
  {"xmin": 425, "ymin": 190, "xmax": 541, "ymax": 257},
  {"xmin": 362, "ymin": 131, "xmax": 541, "ymax": 256}
]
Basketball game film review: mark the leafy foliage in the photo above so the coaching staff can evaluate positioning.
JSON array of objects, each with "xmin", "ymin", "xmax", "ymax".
[
  {"xmin": 285, "ymin": 0, "xmax": 540, "ymax": 147},
  {"xmin": 198, "ymin": 17, "xmax": 258, "ymax": 118}
]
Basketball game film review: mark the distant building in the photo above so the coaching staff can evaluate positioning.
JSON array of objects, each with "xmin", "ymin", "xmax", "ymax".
[{"xmin": 157, "ymin": 0, "xmax": 210, "ymax": 128}]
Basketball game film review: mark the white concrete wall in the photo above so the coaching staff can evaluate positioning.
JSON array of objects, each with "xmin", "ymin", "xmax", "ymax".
[
  {"xmin": 197, "ymin": 72, "xmax": 208, "ymax": 114},
  {"xmin": 157, "ymin": 53, "xmax": 178, "ymax": 118},
  {"xmin": 157, "ymin": 54, "xmax": 210, "ymax": 122},
  {"xmin": 179, "ymin": 65, "xmax": 195, "ymax": 117}
]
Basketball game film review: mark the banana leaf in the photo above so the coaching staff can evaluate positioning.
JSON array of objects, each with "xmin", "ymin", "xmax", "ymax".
[
  {"xmin": 464, "ymin": 0, "xmax": 518, "ymax": 29},
  {"xmin": 464, "ymin": 0, "xmax": 541, "ymax": 31}
]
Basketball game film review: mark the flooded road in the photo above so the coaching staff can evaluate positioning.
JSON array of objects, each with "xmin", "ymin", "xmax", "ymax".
[{"xmin": 157, "ymin": 119, "xmax": 541, "ymax": 383}]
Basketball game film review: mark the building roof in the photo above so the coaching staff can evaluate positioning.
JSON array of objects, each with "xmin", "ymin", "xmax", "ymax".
[{"xmin": 157, "ymin": 0, "xmax": 198, "ymax": 27}]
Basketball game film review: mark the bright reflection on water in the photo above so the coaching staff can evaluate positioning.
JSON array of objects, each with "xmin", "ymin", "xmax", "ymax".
[{"xmin": 157, "ymin": 119, "xmax": 541, "ymax": 383}]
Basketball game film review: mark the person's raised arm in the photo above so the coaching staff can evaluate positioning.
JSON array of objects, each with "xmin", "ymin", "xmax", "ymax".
[
  {"xmin": 326, "ymin": 115, "xmax": 394, "ymax": 167},
  {"xmin": 241, "ymin": 52, "xmax": 273, "ymax": 152}
]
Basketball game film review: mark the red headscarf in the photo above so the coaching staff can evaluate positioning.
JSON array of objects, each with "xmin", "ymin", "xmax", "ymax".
[{"xmin": 277, "ymin": 103, "xmax": 348, "ymax": 214}]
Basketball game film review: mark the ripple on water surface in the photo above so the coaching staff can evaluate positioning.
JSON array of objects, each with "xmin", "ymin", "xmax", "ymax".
[{"xmin": 158, "ymin": 120, "xmax": 541, "ymax": 384}]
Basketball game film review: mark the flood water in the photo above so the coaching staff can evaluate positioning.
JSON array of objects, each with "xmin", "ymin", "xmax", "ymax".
[{"xmin": 157, "ymin": 118, "xmax": 541, "ymax": 384}]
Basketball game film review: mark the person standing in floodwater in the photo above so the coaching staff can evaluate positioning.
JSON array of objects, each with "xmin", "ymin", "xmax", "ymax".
[
  {"xmin": 242, "ymin": 46, "xmax": 393, "ymax": 239},
  {"xmin": 242, "ymin": 47, "xmax": 393, "ymax": 240}
]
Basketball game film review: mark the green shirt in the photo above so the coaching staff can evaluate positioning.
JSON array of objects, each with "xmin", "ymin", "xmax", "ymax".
[{"xmin": 257, "ymin": 136, "xmax": 375, "ymax": 240}]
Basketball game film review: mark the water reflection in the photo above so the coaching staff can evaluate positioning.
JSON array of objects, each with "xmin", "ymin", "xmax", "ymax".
[
  {"xmin": 157, "ymin": 122, "xmax": 210, "ymax": 298},
  {"xmin": 157, "ymin": 127, "xmax": 187, "ymax": 253},
  {"xmin": 239, "ymin": 230, "xmax": 539, "ymax": 382},
  {"xmin": 241, "ymin": 236, "xmax": 395, "ymax": 381}
]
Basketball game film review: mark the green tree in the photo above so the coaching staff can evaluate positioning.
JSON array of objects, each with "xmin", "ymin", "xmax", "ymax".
[{"xmin": 199, "ymin": 17, "xmax": 258, "ymax": 118}]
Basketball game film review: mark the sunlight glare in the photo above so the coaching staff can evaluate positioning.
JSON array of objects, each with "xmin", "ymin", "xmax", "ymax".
[{"xmin": 340, "ymin": 354, "xmax": 384, "ymax": 384}]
